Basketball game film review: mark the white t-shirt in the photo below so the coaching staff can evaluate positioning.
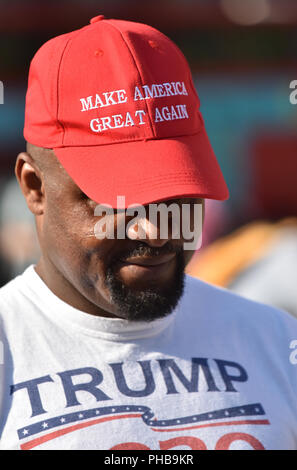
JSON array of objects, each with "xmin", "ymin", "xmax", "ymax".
[{"xmin": 0, "ymin": 265, "xmax": 297, "ymax": 450}]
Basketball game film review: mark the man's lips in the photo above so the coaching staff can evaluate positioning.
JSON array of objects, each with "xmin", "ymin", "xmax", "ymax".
[
  {"xmin": 118, "ymin": 253, "xmax": 176, "ymax": 267},
  {"xmin": 114, "ymin": 252, "xmax": 178, "ymax": 283}
]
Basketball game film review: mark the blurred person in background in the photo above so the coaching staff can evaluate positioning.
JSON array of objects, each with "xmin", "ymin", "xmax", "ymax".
[
  {"xmin": 187, "ymin": 133, "xmax": 297, "ymax": 319},
  {"xmin": 187, "ymin": 217, "xmax": 297, "ymax": 318}
]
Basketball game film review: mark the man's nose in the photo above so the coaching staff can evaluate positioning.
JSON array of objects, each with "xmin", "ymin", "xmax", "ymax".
[{"xmin": 126, "ymin": 216, "xmax": 169, "ymax": 247}]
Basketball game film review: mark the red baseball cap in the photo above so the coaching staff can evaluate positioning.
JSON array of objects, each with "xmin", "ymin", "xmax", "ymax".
[{"xmin": 24, "ymin": 15, "xmax": 229, "ymax": 208}]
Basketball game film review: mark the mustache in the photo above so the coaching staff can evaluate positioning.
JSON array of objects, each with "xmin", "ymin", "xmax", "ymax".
[{"xmin": 112, "ymin": 242, "xmax": 183, "ymax": 264}]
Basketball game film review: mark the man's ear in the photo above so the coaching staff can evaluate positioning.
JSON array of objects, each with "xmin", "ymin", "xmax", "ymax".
[{"xmin": 15, "ymin": 152, "xmax": 45, "ymax": 216}]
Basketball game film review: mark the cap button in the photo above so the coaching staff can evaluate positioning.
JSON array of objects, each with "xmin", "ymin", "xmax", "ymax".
[{"xmin": 90, "ymin": 15, "xmax": 105, "ymax": 24}]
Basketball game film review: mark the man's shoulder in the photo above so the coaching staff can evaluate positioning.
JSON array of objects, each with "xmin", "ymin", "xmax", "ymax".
[
  {"xmin": 0, "ymin": 276, "xmax": 21, "ymax": 303},
  {"xmin": 183, "ymin": 273, "xmax": 297, "ymax": 331},
  {"xmin": 0, "ymin": 268, "xmax": 32, "ymax": 321}
]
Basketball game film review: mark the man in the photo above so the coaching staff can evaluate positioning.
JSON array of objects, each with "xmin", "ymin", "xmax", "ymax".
[{"xmin": 0, "ymin": 15, "xmax": 296, "ymax": 450}]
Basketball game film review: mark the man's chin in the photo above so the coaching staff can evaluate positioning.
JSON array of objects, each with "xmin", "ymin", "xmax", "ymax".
[{"xmin": 105, "ymin": 255, "xmax": 186, "ymax": 322}]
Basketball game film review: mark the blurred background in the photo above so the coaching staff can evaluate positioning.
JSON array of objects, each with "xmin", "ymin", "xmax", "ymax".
[{"xmin": 0, "ymin": 0, "xmax": 297, "ymax": 316}]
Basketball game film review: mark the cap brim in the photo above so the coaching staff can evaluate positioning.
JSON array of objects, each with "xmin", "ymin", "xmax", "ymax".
[{"xmin": 54, "ymin": 127, "xmax": 229, "ymax": 209}]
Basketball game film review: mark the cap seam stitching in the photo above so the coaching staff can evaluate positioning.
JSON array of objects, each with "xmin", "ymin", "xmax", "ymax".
[
  {"xmin": 105, "ymin": 178, "xmax": 210, "ymax": 188},
  {"xmin": 55, "ymin": 38, "xmax": 74, "ymax": 143},
  {"xmin": 150, "ymin": 29, "xmax": 201, "ymax": 111},
  {"xmin": 56, "ymin": 27, "xmax": 89, "ymax": 145},
  {"xmin": 54, "ymin": 127, "xmax": 203, "ymax": 148},
  {"xmin": 105, "ymin": 21, "xmax": 156, "ymax": 139}
]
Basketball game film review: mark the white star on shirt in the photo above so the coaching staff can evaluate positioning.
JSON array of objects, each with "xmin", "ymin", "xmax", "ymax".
[
  {"xmin": 42, "ymin": 422, "xmax": 48, "ymax": 429},
  {"xmin": 60, "ymin": 418, "xmax": 66, "ymax": 423},
  {"xmin": 78, "ymin": 413, "xmax": 84, "ymax": 418},
  {"xmin": 22, "ymin": 429, "xmax": 29, "ymax": 435}
]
